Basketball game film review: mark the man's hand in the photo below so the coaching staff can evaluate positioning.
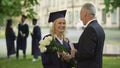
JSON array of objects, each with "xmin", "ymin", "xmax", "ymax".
[
  {"xmin": 20, "ymin": 31, "xmax": 25, "ymax": 37},
  {"xmin": 71, "ymin": 49, "xmax": 77, "ymax": 58},
  {"xmin": 22, "ymin": 34, "xmax": 25, "ymax": 37},
  {"xmin": 63, "ymin": 53, "xmax": 72, "ymax": 61}
]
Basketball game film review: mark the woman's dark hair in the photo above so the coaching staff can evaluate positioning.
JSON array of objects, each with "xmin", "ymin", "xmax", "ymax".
[{"xmin": 5, "ymin": 19, "xmax": 12, "ymax": 32}]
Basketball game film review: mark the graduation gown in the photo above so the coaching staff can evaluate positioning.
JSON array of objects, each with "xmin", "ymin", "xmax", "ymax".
[
  {"xmin": 74, "ymin": 20, "xmax": 105, "ymax": 68},
  {"xmin": 41, "ymin": 34, "xmax": 72, "ymax": 68},
  {"xmin": 5, "ymin": 27, "xmax": 16, "ymax": 56},
  {"xmin": 31, "ymin": 25, "xmax": 41, "ymax": 56},
  {"xmin": 17, "ymin": 23, "xmax": 29, "ymax": 50}
]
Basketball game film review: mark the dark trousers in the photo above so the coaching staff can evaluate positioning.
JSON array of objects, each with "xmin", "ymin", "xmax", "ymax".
[
  {"xmin": 33, "ymin": 55, "xmax": 38, "ymax": 59},
  {"xmin": 16, "ymin": 48, "xmax": 26, "ymax": 59}
]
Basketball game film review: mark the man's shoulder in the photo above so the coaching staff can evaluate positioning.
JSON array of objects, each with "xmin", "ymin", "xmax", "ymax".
[
  {"xmin": 24, "ymin": 23, "xmax": 28, "ymax": 26},
  {"xmin": 87, "ymin": 20, "xmax": 101, "ymax": 29},
  {"xmin": 23, "ymin": 23, "xmax": 29, "ymax": 28},
  {"xmin": 35, "ymin": 25, "xmax": 40, "ymax": 28}
]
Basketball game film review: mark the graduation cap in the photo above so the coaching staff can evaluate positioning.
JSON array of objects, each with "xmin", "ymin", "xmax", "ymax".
[
  {"xmin": 22, "ymin": 15, "xmax": 27, "ymax": 19},
  {"xmin": 48, "ymin": 10, "xmax": 67, "ymax": 23}
]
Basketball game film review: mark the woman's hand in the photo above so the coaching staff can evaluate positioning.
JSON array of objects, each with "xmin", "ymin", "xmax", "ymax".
[{"xmin": 58, "ymin": 52, "xmax": 72, "ymax": 61}]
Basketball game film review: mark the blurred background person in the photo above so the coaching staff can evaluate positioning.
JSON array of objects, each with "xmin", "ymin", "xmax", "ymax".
[
  {"xmin": 5, "ymin": 19, "xmax": 16, "ymax": 59},
  {"xmin": 16, "ymin": 15, "xmax": 29, "ymax": 59},
  {"xmin": 31, "ymin": 18, "xmax": 42, "ymax": 62}
]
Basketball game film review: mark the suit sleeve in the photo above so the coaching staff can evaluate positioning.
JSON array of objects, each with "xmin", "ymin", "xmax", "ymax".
[{"xmin": 75, "ymin": 27, "xmax": 97, "ymax": 60}]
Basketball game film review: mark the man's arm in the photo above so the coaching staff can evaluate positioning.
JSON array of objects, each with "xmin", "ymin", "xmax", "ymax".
[{"xmin": 75, "ymin": 27, "xmax": 97, "ymax": 60}]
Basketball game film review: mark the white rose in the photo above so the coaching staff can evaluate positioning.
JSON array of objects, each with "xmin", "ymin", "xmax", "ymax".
[
  {"xmin": 39, "ymin": 46, "xmax": 47, "ymax": 53},
  {"xmin": 39, "ymin": 40, "xmax": 47, "ymax": 46},
  {"xmin": 47, "ymin": 36, "xmax": 52, "ymax": 41},
  {"xmin": 44, "ymin": 39, "xmax": 51, "ymax": 46},
  {"xmin": 43, "ymin": 36, "xmax": 53, "ymax": 46},
  {"xmin": 45, "ymin": 36, "xmax": 52, "ymax": 41}
]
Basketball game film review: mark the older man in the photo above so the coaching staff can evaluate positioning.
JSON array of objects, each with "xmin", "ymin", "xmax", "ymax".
[{"xmin": 72, "ymin": 3, "xmax": 105, "ymax": 68}]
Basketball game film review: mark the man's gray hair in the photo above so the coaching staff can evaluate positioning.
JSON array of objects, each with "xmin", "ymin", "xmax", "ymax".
[{"xmin": 82, "ymin": 3, "xmax": 96, "ymax": 16}]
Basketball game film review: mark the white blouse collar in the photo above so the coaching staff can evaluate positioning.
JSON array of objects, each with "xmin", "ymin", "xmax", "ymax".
[{"xmin": 54, "ymin": 34, "xmax": 63, "ymax": 44}]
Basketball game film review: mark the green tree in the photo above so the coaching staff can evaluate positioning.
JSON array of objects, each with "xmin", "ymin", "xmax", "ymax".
[
  {"xmin": 104, "ymin": 0, "xmax": 120, "ymax": 13},
  {"xmin": 104, "ymin": 0, "xmax": 120, "ymax": 29},
  {"xmin": 0, "ymin": 0, "xmax": 39, "ymax": 26}
]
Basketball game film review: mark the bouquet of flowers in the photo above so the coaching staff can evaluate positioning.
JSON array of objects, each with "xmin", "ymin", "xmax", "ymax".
[
  {"xmin": 39, "ymin": 36, "xmax": 68, "ymax": 53},
  {"xmin": 39, "ymin": 36, "xmax": 76, "ymax": 67}
]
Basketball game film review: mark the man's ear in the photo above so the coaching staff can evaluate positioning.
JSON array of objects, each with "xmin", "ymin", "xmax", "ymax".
[{"xmin": 84, "ymin": 10, "xmax": 88, "ymax": 18}]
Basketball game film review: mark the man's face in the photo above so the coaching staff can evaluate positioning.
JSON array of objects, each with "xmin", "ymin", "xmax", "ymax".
[
  {"xmin": 21, "ymin": 17, "xmax": 26, "ymax": 23},
  {"xmin": 80, "ymin": 8, "xmax": 87, "ymax": 25},
  {"xmin": 32, "ymin": 21, "xmax": 37, "ymax": 25}
]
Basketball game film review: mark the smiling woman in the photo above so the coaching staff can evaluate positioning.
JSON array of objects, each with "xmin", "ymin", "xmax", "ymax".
[
  {"xmin": 54, "ymin": 18, "xmax": 66, "ymax": 35},
  {"xmin": 40, "ymin": 10, "xmax": 76, "ymax": 68}
]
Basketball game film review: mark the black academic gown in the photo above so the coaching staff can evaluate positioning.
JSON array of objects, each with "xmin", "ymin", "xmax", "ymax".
[
  {"xmin": 41, "ymin": 34, "xmax": 72, "ymax": 68},
  {"xmin": 17, "ymin": 23, "xmax": 29, "ymax": 51},
  {"xmin": 74, "ymin": 20, "xmax": 105, "ymax": 68},
  {"xmin": 31, "ymin": 25, "xmax": 41, "ymax": 56},
  {"xmin": 5, "ymin": 27, "xmax": 16, "ymax": 56}
]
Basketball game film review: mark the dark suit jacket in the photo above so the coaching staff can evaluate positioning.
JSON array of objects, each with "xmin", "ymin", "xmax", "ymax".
[
  {"xmin": 17, "ymin": 23, "xmax": 29, "ymax": 50},
  {"xmin": 31, "ymin": 25, "xmax": 41, "ymax": 56},
  {"xmin": 74, "ymin": 20, "xmax": 105, "ymax": 68}
]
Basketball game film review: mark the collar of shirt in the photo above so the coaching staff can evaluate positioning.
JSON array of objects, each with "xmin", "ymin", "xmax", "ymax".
[
  {"xmin": 54, "ymin": 34, "xmax": 63, "ymax": 44},
  {"xmin": 84, "ymin": 19, "xmax": 96, "ymax": 28},
  {"xmin": 20, "ymin": 22, "xmax": 26, "ymax": 25},
  {"xmin": 33, "ymin": 24, "xmax": 37, "ymax": 27},
  {"xmin": 34, "ymin": 24, "xmax": 38, "ymax": 27}
]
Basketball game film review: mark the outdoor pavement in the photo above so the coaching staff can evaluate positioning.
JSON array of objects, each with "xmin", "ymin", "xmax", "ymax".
[{"xmin": 0, "ymin": 27, "xmax": 120, "ymax": 57}]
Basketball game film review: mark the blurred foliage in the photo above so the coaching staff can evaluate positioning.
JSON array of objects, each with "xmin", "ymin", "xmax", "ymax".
[
  {"xmin": 104, "ymin": 0, "xmax": 120, "ymax": 13},
  {"xmin": 0, "ymin": 0, "xmax": 39, "ymax": 26}
]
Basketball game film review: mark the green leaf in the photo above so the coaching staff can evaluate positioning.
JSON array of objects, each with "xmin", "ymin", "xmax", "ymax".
[
  {"xmin": 104, "ymin": 0, "xmax": 120, "ymax": 13},
  {"xmin": 0, "ymin": 0, "xmax": 39, "ymax": 26}
]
